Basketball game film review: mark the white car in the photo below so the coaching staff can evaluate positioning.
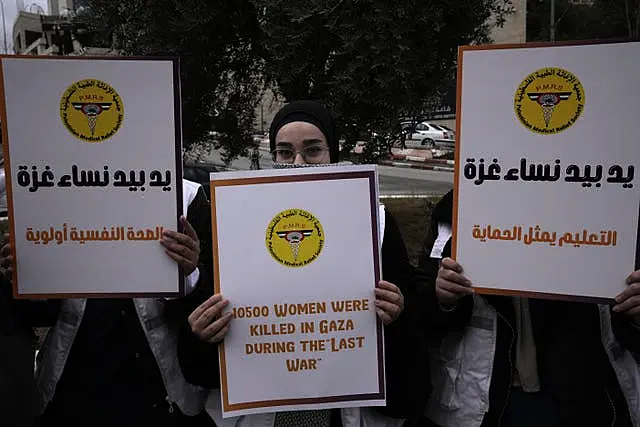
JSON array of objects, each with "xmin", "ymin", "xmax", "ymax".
[{"xmin": 402, "ymin": 121, "xmax": 455, "ymax": 148}]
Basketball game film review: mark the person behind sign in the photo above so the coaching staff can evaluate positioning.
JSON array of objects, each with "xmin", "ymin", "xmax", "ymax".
[
  {"xmin": 178, "ymin": 100, "xmax": 432, "ymax": 427},
  {"xmin": 0, "ymin": 261, "xmax": 61, "ymax": 427},
  {"xmin": 418, "ymin": 189, "xmax": 640, "ymax": 427},
  {"xmin": 0, "ymin": 179, "xmax": 214, "ymax": 427}
]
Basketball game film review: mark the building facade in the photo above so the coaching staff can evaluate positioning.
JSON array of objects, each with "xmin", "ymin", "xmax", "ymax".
[{"xmin": 12, "ymin": 0, "xmax": 115, "ymax": 56}]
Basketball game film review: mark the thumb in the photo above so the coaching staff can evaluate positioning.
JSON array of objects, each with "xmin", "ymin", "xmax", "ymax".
[{"xmin": 181, "ymin": 216, "xmax": 198, "ymax": 240}]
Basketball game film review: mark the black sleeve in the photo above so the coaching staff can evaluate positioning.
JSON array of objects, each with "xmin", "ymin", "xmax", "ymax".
[
  {"xmin": 176, "ymin": 287, "xmax": 221, "ymax": 389},
  {"xmin": 0, "ymin": 333, "xmax": 38, "ymax": 427},
  {"xmin": 611, "ymin": 310, "xmax": 640, "ymax": 355},
  {"xmin": 165, "ymin": 184, "xmax": 214, "ymax": 321},
  {"xmin": 416, "ymin": 221, "xmax": 473, "ymax": 335},
  {"xmin": 16, "ymin": 299, "xmax": 62, "ymax": 328},
  {"xmin": 0, "ymin": 273, "xmax": 60, "ymax": 330},
  {"xmin": 373, "ymin": 211, "xmax": 430, "ymax": 419},
  {"xmin": 166, "ymin": 185, "xmax": 222, "ymax": 388},
  {"xmin": 0, "ymin": 275, "xmax": 38, "ymax": 426},
  {"xmin": 187, "ymin": 185, "xmax": 213, "ymax": 292}
]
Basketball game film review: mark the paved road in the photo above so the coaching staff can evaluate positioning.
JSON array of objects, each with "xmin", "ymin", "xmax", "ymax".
[
  {"xmin": 201, "ymin": 150, "xmax": 453, "ymax": 196},
  {"xmin": 377, "ymin": 165, "xmax": 452, "ymax": 196}
]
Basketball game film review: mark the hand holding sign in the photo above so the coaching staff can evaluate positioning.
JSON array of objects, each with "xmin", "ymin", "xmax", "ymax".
[
  {"xmin": 188, "ymin": 294, "xmax": 233, "ymax": 343},
  {"xmin": 161, "ymin": 216, "xmax": 200, "ymax": 276},
  {"xmin": 374, "ymin": 281, "xmax": 405, "ymax": 324},
  {"xmin": 436, "ymin": 258, "xmax": 474, "ymax": 310},
  {"xmin": 613, "ymin": 270, "xmax": 640, "ymax": 321}
]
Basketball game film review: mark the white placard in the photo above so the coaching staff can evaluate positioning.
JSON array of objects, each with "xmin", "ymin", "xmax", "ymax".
[
  {"xmin": 210, "ymin": 165, "xmax": 385, "ymax": 417},
  {"xmin": 0, "ymin": 56, "xmax": 184, "ymax": 297},
  {"xmin": 454, "ymin": 41, "xmax": 640, "ymax": 302}
]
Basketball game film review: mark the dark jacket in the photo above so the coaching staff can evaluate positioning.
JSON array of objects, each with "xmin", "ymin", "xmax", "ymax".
[
  {"xmin": 0, "ymin": 274, "xmax": 60, "ymax": 427},
  {"xmin": 418, "ymin": 189, "xmax": 638, "ymax": 427},
  {"xmin": 177, "ymin": 209, "xmax": 432, "ymax": 422}
]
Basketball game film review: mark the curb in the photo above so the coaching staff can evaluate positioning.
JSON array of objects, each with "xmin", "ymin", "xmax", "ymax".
[
  {"xmin": 390, "ymin": 154, "xmax": 454, "ymax": 166},
  {"xmin": 379, "ymin": 160, "xmax": 455, "ymax": 172},
  {"xmin": 206, "ymin": 156, "xmax": 454, "ymax": 173}
]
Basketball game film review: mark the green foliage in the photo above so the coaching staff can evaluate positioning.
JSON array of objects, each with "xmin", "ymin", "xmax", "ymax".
[
  {"xmin": 74, "ymin": 0, "xmax": 519, "ymax": 163},
  {"xmin": 74, "ymin": 0, "xmax": 265, "ymax": 162},
  {"xmin": 254, "ymin": 0, "xmax": 515, "ymax": 162},
  {"xmin": 527, "ymin": 0, "xmax": 640, "ymax": 42}
]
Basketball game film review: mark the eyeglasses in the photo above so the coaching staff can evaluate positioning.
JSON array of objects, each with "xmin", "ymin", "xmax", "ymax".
[{"xmin": 271, "ymin": 146, "xmax": 330, "ymax": 164}]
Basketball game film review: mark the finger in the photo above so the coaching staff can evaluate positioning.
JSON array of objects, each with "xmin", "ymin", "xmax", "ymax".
[
  {"xmin": 207, "ymin": 324, "xmax": 231, "ymax": 344},
  {"xmin": 201, "ymin": 312, "xmax": 233, "ymax": 340},
  {"xmin": 626, "ymin": 270, "xmax": 640, "ymax": 285},
  {"xmin": 375, "ymin": 299, "xmax": 401, "ymax": 318},
  {"xmin": 164, "ymin": 249, "xmax": 196, "ymax": 272},
  {"xmin": 161, "ymin": 234, "xmax": 198, "ymax": 253},
  {"xmin": 441, "ymin": 257, "xmax": 464, "ymax": 273},
  {"xmin": 200, "ymin": 300, "xmax": 229, "ymax": 324},
  {"xmin": 162, "ymin": 230, "xmax": 198, "ymax": 251},
  {"xmin": 613, "ymin": 295, "xmax": 640, "ymax": 313},
  {"xmin": 376, "ymin": 280, "xmax": 400, "ymax": 293},
  {"xmin": 188, "ymin": 294, "xmax": 223, "ymax": 324},
  {"xmin": 181, "ymin": 216, "xmax": 199, "ymax": 241},
  {"xmin": 615, "ymin": 283, "xmax": 640, "ymax": 303},
  {"xmin": 192, "ymin": 300, "xmax": 229, "ymax": 332},
  {"xmin": 376, "ymin": 308, "xmax": 393, "ymax": 325},
  {"xmin": 437, "ymin": 279, "xmax": 474, "ymax": 296},
  {"xmin": 439, "ymin": 267, "xmax": 472, "ymax": 287},
  {"xmin": 375, "ymin": 287, "xmax": 402, "ymax": 306},
  {"xmin": 160, "ymin": 239, "xmax": 197, "ymax": 259}
]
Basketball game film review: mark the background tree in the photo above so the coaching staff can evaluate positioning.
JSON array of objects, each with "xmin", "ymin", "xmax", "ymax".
[
  {"xmin": 527, "ymin": 0, "xmax": 639, "ymax": 42},
  {"xmin": 253, "ymin": 0, "xmax": 515, "ymax": 160},
  {"xmin": 74, "ymin": 0, "xmax": 265, "ymax": 163},
  {"xmin": 593, "ymin": 0, "xmax": 640, "ymax": 39}
]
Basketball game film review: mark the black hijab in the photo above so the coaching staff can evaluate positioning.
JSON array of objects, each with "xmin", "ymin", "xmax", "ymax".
[{"xmin": 269, "ymin": 100, "xmax": 339, "ymax": 163}]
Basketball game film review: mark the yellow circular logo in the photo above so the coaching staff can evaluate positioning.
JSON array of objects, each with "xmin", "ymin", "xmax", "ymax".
[
  {"xmin": 514, "ymin": 67, "xmax": 585, "ymax": 134},
  {"xmin": 266, "ymin": 208, "xmax": 324, "ymax": 268},
  {"xmin": 60, "ymin": 79, "xmax": 124, "ymax": 142}
]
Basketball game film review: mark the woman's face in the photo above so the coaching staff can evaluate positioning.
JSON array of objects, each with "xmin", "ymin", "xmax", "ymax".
[{"xmin": 273, "ymin": 121, "xmax": 331, "ymax": 165}]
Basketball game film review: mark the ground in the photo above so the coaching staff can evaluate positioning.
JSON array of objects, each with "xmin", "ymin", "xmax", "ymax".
[{"xmin": 383, "ymin": 196, "xmax": 440, "ymax": 266}]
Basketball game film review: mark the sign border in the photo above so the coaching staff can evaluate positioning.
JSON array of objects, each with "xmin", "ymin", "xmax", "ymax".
[
  {"xmin": 452, "ymin": 39, "xmax": 636, "ymax": 304},
  {"xmin": 0, "ymin": 54, "xmax": 185, "ymax": 299},
  {"xmin": 210, "ymin": 169, "xmax": 385, "ymax": 413}
]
